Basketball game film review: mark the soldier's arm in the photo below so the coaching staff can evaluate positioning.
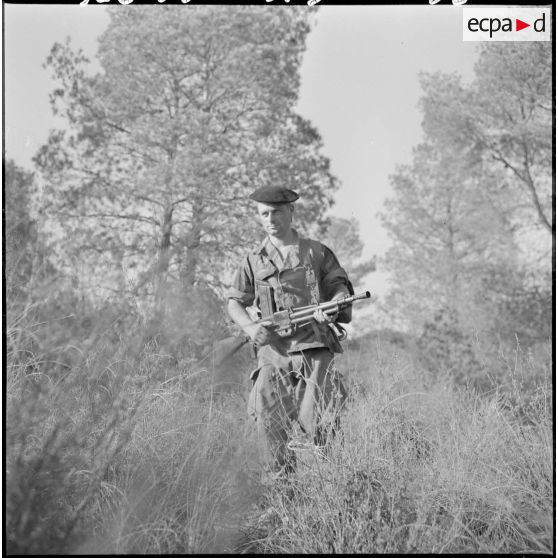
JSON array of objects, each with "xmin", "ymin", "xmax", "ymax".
[
  {"xmin": 226, "ymin": 257, "xmax": 277, "ymax": 347},
  {"xmin": 228, "ymin": 300, "xmax": 278, "ymax": 347},
  {"xmin": 320, "ymin": 245, "xmax": 354, "ymax": 323}
]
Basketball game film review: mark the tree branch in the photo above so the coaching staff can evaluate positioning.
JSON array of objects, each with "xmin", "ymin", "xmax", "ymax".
[
  {"xmin": 57, "ymin": 211, "xmax": 161, "ymax": 227},
  {"xmin": 488, "ymin": 144, "xmax": 552, "ymax": 234}
]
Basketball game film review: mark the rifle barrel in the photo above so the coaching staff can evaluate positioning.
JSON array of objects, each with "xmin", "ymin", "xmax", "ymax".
[
  {"xmin": 291, "ymin": 300, "xmax": 340, "ymax": 319},
  {"xmin": 290, "ymin": 291, "xmax": 371, "ymax": 323},
  {"xmin": 292, "ymin": 291, "xmax": 370, "ymax": 314},
  {"xmin": 291, "ymin": 291, "xmax": 371, "ymax": 320},
  {"xmin": 291, "ymin": 306, "xmax": 339, "ymax": 325}
]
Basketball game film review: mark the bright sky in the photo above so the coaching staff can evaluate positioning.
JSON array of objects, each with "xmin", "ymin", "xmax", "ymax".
[{"xmin": 4, "ymin": 4, "xmax": 480, "ymax": 298}]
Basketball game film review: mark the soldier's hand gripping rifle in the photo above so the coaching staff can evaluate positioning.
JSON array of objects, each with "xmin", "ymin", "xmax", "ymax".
[
  {"xmin": 257, "ymin": 290, "xmax": 371, "ymax": 335},
  {"xmin": 212, "ymin": 291, "xmax": 372, "ymax": 365}
]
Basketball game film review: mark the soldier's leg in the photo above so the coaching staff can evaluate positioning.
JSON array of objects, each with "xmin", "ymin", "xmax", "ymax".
[
  {"xmin": 295, "ymin": 348, "xmax": 347, "ymax": 448},
  {"xmin": 247, "ymin": 347, "xmax": 297, "ymax": 474}
]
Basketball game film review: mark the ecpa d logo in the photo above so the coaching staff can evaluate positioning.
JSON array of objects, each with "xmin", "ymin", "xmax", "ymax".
[{"xmin": 463, "ymin": 8, "xmax": 550, "ymax": 41}]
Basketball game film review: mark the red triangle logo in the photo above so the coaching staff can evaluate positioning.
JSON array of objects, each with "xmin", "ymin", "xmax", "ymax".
[{"xmin": 516, "ymin": 18, "xmax": 530, "ymax": 31}]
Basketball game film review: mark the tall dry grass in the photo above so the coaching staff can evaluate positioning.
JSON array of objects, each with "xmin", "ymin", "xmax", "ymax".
[
  {"xmin": 244, "ymin": 335, "xmax": 553, "ymax": 554},
  {"xmin": 5, "ymin": 302, "xmax": 553, "ymax": 554},
  {"xmin": 5, "ymin": 301, "xmax": 263, "ymax": 554}
]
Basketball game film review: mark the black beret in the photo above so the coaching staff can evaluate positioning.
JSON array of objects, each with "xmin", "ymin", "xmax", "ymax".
[{"xmin": 249, "ymin": 186, "xmax": 299, "ymax": 204}]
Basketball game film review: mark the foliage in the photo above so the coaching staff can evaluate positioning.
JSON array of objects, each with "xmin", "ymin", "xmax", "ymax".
[
  {"xmin": 4, "ymin": 160, "xmax": 41, "ymax": 299},
  {"xmin": 5, "ymin": 292, "xmax": 258, "ymax": 554},
  {"xmin": 381, "ymin": 140, "xmax": 515, "ymax": 332},
  {"xmin": 142, "ymin": 283, "xmax": 228, "ymax": 363},
  {"xmin": 477, "ymin": 264, "xmax": 552, "ymax": 347},
  {"xmin": 322, "ymin": 216, "xmax": 376, "ymax": 287},
  {"xmin": 35, "ymin": 6, "xmax": 338, "ymax": 303},
  {"xmin": 6, "ymin": 301, "xmax": 552, "ymax": 554},
  {"xmin": 416, "ymin": 306, "xmax": 485, "ymax": 390},
  {"xmin": 380, "ymin": 43, "xmax": 552, "ymax": 344},
  {"xmin": 420, "ymin": 43, "xmax": 552, "ymax": 241},
  {"xmin": 238, "ymin": 337, "xmax": 553, "ymax": 554}
]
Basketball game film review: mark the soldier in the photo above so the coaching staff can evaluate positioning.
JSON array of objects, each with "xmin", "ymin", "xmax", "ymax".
[{"xmin": 226, "ymin": 186, "xmax": 353, "ymax": 478}]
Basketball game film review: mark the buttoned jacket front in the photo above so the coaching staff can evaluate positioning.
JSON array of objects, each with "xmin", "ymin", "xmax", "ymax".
[{"xmin": 227, "ymin": 230, "xmax": 352, "ymax": 353}]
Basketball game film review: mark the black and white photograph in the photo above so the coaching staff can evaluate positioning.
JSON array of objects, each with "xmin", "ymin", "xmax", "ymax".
[{"xmin": 4, "ymin": 1, "xmax": 553, "ymax": 554}]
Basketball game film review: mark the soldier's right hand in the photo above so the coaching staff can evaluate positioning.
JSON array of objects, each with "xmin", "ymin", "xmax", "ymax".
[{"xmin": 246, "ymin": 324, "xmax": 276, "ymax": 348}]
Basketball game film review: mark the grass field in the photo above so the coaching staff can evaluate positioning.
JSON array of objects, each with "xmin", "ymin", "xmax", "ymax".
[{"xmin": 5, "ymin": 310, "xmax": 554, "ymax": 554}]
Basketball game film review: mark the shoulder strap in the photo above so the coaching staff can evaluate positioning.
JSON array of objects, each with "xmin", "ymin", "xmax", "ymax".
[{"xmin": 299, "ymin": 237, "xmax": 325, "ymax": 304}]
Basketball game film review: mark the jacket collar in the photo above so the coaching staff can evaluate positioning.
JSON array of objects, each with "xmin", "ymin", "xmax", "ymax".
[{"xmin": 256, "ymin": 229, "xmax": 304, "ymax": 271}]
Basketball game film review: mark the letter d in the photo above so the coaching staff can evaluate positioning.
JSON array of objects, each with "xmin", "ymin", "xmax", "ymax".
[{"xmin": 534, "ymin": 13, "xmax": 545, "ymax": 32}]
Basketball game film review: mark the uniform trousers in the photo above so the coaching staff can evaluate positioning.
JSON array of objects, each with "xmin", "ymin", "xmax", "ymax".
[{"xmin": 247, "ymin": 343, "xmax": 347, "ymax": 473}]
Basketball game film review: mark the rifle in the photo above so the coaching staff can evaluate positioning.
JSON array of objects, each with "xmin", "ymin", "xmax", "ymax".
[{"xmin": 211, "ymin": 291, "xmax": 371, "ymax": 365}]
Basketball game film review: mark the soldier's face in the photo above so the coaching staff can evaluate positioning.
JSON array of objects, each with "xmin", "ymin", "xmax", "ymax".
[{"xmin": 257, "ymin": 202, "xmax": 293, "ymax": 239}]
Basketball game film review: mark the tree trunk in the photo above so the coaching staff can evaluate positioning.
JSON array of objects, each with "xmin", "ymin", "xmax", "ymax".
[{"xmin": 155, "ymin": 206, "xmax": 174, "ymax": 308}]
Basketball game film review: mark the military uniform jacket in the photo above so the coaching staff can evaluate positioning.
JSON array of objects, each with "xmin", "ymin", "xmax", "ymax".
[{"xmin": 227, "ymin": 230, "xmax": 353, "ymax": 353}]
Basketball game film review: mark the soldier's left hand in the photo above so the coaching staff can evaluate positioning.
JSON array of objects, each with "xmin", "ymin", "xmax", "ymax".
[{"xmin": 313, "ymin": 309, "xmax": 337, "ymax": 324}]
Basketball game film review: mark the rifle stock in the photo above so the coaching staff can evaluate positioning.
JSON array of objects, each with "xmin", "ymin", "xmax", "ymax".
[{"xmin": 211, "ymin": 334, "xmax": 251, "ymax": 366}]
